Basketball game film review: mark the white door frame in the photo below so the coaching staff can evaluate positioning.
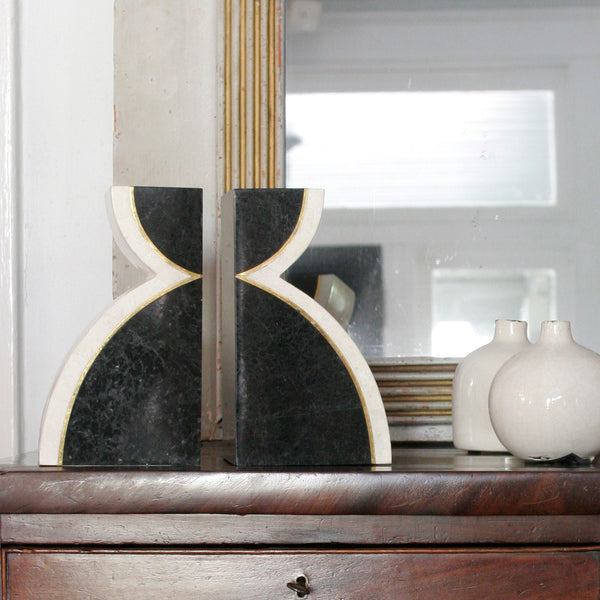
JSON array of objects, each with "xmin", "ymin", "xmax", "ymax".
[{"xmin": 0, "ymin": 0, "xmax": 20, "ymax": 459}]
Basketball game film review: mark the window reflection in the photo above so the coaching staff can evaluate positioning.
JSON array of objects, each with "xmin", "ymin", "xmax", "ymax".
[
  {"xmin": 431, "ymin": 268, "xmax": 556, "ymax": 356},
  {"xmin": 286, "ymin": 1, "xmax": 600, "ymax": 357},
  {"xmin": 287, "ymin": 90, "xmax": 556, "ymax": 208}
]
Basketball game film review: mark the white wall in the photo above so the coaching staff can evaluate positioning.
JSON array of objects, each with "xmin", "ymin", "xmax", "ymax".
[
  {"xmin": 16, "ymin": 0, "xmax": 114, "ymax": 454},
  {"xmin": 0, "ymin": 1, "xmax": 19, "ymax": 458}
]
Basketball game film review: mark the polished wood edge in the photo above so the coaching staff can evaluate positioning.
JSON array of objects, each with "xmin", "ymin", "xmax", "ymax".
[
  {"xmin": 5, "ymin": 545, "xmax": 600, "ymax": 555},
  {"xmin": 3, "ymin": 514, "xmax": 600, "ymax": 547},
  {"xmin": 1, "ymin": 469, "xmax": 600, "ymax": 516}
]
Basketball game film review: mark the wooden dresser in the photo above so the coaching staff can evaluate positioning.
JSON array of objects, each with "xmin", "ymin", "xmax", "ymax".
[{"xmin": 2, "ymin": 443, "xmax": 600, "ymax": 599}]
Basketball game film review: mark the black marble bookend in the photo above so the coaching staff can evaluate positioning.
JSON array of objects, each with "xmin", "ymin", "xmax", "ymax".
[
  {"xmin": 221, "ymin": 188, "xmax": 391, "ymax": 467},
  {"xmin": 38, "ymin": 186, "xmax": 203, "ymax": 467}
]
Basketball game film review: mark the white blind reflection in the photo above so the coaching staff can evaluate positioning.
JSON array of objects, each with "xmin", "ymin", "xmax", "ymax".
[
  {"xmin": 286, "ymin": 90, "xmax": 557, "ymax": 208},
  {"xmin": 431, "ymin": 268, "xmax": 556, "ymax": 357}
]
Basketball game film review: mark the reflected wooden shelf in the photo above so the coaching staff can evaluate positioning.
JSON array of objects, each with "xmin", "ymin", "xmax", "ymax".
[{"xmin": 369, "ymin": 358, "xmax": 458, "ymax": 442}]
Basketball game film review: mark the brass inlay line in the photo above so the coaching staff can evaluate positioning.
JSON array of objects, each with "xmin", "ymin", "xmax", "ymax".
[
  {"xmin": 370, "ymin": 363, "xmax": 457, "ymax": 373},
  {"xmin": 129, "ymin": 189, "xmax": 203, "ymax": 278},
  {"xmin": 379, "ymin": 384, "xmax": 453, "ymax": 391},
  {"xmin": 253, "ymin": 0, "xmax": 262, "ymax": 186},
  {"xmin": 387, "ymin": 410, "xmax": 453, "ymax": 416},
  {"xmin": 57, "ymin": 276, "xmax": 199, "ymax": 466},
  {"xmin": 237, "ymin": 195, "xmax": 307, "ymax": 279},
  {"xmin": 239, "ymin": 0, "xmax": 247, "ymax": 188},
  {"xmin": 236, "ymin": 273, "xmax": 378, "ymax": 461},
  {"xmin": 381, "ymin": 394, "xmax": 453, "ymax": 401},
  {"xmin": 267, "ymin": 0, "xmax": 277, "ymax": 187}
]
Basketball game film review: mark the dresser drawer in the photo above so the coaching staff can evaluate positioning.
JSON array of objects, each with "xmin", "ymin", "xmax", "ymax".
[{"xmin": 5, "ymin": 548, "xmax": 600, "ymax": 599}]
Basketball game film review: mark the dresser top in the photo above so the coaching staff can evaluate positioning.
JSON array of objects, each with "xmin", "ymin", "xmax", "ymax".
[{"xmin": 1, "ymin": 443, "xmax": 599, "ymax": 517}]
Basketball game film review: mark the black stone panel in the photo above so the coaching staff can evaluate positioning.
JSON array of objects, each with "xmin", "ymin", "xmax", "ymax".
[
  {"xmin": 234, "ymin": 188, "xmax": 305, "ymax": 273},
  {"xmin": 233, "ymin": 189, "xmax": 372, "ymax": 466},
  {"xmin": 63, "ymin": 279, "xmax": 203, "ymax": 466},
  {"xmin": 134, "ymin": 187, "xmax": 203, "ymax": 274},
  {"xmin": 235, "ymin": 281, "xmax": 372, "ymax": 467}
]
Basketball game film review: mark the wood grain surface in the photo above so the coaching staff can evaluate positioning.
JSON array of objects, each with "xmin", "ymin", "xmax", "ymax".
[
  {"xmin": 6, "ymin": 548, "xmax": 600, "ymax": 600},
  {"xmin": 3, "ymin": 445, "xmax": 600, "ymax": 598},
  {"xmin": 1, "ymin": 447, "xmax": 600, "ymax": 516},
  {"xmin": 4, "ymin": 513, "xmax": 600, "ymax": 546}
]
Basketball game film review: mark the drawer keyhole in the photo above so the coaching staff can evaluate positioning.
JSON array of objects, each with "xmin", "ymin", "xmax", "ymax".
[{"xmin": 287, "ymin": 574, "xmax": 310, "ymax": 597}]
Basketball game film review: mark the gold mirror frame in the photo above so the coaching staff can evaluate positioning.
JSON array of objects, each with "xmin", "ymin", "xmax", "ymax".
[
  {"xmin": 220, "ymin": 0, "xmax": 285, "ymax": 192},
  {"xmin": 219, "ymin": 0, "xmax": 456, "ymax": 443}
]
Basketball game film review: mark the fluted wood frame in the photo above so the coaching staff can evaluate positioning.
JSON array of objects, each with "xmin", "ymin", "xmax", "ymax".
[{"xmin": 220, "ymin": 0, "xmax": 284, "ymax": 194}]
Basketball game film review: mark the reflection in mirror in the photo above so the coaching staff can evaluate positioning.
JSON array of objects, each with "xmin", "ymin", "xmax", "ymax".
[
  {"xmin": 287, "ymin": 90, "xmax": 556, "ymax": 208},
  {"xmin": 431, "ymin": 268, "xmax": 555, "ymax": 356},
  {"xmin": 285, "ymin": 0, "xmax": 600, "ymax": 359},
  {"xmin": 287, "ymin": 245, "xmax": 384, "ymax": 354}
]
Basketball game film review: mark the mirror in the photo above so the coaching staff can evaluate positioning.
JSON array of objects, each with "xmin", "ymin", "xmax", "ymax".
[{"xmin": 285, "ymin": 0, "xmax": 600, "ymax": 360}]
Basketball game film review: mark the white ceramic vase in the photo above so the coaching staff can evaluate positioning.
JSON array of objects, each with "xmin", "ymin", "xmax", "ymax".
[
  {"xmin": 452, "ymin": 320, "xmax": 530, "ymax": 452},
  {"xmin": 489, "ymin": 320, "xmax": 600, "ymax": 461}
]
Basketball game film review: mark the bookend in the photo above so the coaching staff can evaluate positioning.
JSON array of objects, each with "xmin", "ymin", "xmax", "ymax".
[
  {"xmin": 38, "ymin": 186, "xmax": 203, "ymax": 466},
  {"xmin": 221, "ymin": 188, "xmax": 391, "ymax": 467}
]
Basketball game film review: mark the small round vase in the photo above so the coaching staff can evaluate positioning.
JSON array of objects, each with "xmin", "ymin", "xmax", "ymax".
[
  {"xmin": 489, "ymin": 321, "xmax": 600, "ymax": 461},
  {"xmin": 452, "ymin": 320, "xmax": 530, "ymax": 452}
]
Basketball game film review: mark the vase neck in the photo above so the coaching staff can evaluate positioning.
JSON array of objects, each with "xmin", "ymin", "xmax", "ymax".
[
  {"xmin": 539, "ymin": 320, "xmax": 574, "ymax": 344},
  {"xmin": 494, "ymin": 319, "xmax": 528, "ymax": 342}
]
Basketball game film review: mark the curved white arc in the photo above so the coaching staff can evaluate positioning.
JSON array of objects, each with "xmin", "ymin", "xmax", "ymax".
[
  {"xmin": 241, "ymin": 189, "xmax": 325, "ymax": 278},
  {"xmin": 38, "ymin": 186, "xmax": 201, "ymax": 466},
  {"xmin": 108, "ymin": 186, "xmax": 200, "ymax": 279},
  {"xmin": 238, "ymin": 189, "xmax": 391, "ymax": 465}
]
